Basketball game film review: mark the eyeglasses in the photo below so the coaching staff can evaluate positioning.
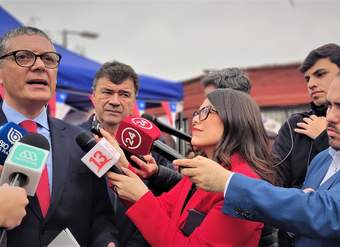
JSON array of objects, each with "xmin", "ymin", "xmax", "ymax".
[
  {"xmin": 0, "ymin": 50, "xmax": 62, "ymax": 69},
  {"xmin": 192, "ymin": 106, "xmax": 218, "ymax": 121}
]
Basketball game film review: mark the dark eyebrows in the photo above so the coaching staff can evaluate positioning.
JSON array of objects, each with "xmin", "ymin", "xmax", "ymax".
[
  {"xmin": 99, "ymin": 88, "xmax": 132, "ymax": 94},
  {"xmin": 312, "ymin": 68, "xmax": 327, "ymax": 76}
]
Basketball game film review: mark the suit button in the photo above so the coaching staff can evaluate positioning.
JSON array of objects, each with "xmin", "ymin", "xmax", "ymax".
[
  {"xmin": 242, "ymin": 210, "xmax": 253, "ymax": 219},
  {"xmin": 234, "ymin": 208, "xmax": 242, "ymax": 215}
]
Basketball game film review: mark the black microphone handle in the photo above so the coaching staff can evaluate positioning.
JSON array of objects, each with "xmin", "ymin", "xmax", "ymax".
[
  {"xmin": 109, "ymin": 165, "xmax": 124, "ymax": 175},
  {"xmin": 152, "ymin": 140, "xmax": 184, "ymax": 162},
  {"xmin": 157, "ymin": 125, "xmax": 192, "ymax": 142},
  {"xmin": 0, "ymin": 229, "xmax": 5, "ymax": 247},
  {"xmin": 142, "ymin": 114, "xmax": 192, "ymax": 142}
]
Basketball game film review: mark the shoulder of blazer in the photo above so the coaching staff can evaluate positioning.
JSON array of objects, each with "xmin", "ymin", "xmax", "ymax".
[
  {"xmin": 306, "ymin": 149, "xmax": 332, "ymax": 176},
  {"xmin": 312, "ymin": 149, "xmax": 331, "ymax": 163}
]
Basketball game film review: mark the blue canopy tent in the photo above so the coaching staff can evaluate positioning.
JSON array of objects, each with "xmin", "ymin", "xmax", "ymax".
[{"xmin": 0, "ymin": 6, "xmax": 183, "ymax": 111}]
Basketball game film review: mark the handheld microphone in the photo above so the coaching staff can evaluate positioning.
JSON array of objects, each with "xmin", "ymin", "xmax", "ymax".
[
  {"xmin": 0, "ymin": 122, "xmax": 28, "ymax": 164},
  {"xmin": 116, "ymin": 116, "xmax": 184, "ymax": 161},
  {"xmin": 0, "ymin": 133, "xmax": 50, "ymax": 196},
  {"xmin": 141, "ymin": 113, "xmax": 192, "ymax": 142},
  {"xmin": 76, "ymin": 131, "xmax": 123, "ymax": 177}
]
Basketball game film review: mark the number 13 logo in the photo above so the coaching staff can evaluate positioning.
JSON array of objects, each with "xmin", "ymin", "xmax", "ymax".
[{"xmin": 89, "ymin": 151, "xmax": 112, "ymax": 172}]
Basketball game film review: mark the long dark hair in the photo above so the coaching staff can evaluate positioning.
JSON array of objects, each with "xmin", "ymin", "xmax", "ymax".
[{"xmin": 207, "ymin": 89, "xmax": 277, "ymax": 184}]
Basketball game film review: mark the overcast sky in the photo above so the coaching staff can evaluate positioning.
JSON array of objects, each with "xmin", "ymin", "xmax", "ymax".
[{"xmin": 2, "ymin": 0, "xmax": 340, "ymax": 81}]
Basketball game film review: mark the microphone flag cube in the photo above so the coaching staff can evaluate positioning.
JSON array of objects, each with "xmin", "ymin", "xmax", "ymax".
[
  {"xmin": 0, "ymin": 122, "xmax": 27, "ymax": 164},
  {"xmin": 81, "ymin": 138, "xmax": 121, "ymax": 177},
  {"xmin": 116, "ymin": 116, "xmax": 161, "ymax": 156},
  {"xmin": 0, "ymin": 142, "xmax": 49, "ymax": 196}
]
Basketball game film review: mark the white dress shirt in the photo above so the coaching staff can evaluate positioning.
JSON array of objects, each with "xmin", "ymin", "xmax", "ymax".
[{"xmin": 320, "ymin": 147, "xmax": 340, "ymax": 185}]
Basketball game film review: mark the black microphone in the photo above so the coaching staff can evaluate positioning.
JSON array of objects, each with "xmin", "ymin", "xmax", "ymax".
[
  {"xmin": 152, "ymin": 140, "xmax": 184, "ymax": 162},
  {"xmin": 142, "ymin": 113, "xmax": 192, "ymax": 142}
]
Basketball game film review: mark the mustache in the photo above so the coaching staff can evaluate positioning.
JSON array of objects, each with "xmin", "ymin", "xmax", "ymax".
[
  {"xmin": 328, "ymin": 123, "xmax": 339, "ymax": 132},
  {"xmin": 105, "ymin": 103, "xmax": 122, "ymax": 110}
]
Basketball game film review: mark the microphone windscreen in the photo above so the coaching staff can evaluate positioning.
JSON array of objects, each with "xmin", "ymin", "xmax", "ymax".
[
  {"xmin": 0, "ymin": 133, "xmax": 50, "ymax": 195},
  {"xmin": 116, "ymin": 116, "xmax": 161, "ymax": 156},
  {"xmin": 141, "ymin": 113, "xmax": 154, "ymax": 122},
  {"xmin": 0, "ymin": 122, "xmax": 27, "ymax": 164},
  {"xmin": 76, "ymin": 132, "xmax": 96, "ymax": 153},
  {"xmin": 19, "ymin": 133, "xmax": 50, "ymax": 151},
  {"xmin": 76, "ymin": 131, "xmax": 122, "ymax": 177}
]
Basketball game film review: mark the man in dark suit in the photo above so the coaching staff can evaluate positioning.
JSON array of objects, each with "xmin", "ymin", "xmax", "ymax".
[
  {"xmin": 79, "ymin": 61, "xmax": 175, "ymax": 247},
  {"xmin": 0, "ymin": 26, "xmax": 118, "ymax": 246},
  {"xmin": 175, "ymin": 74, "xmax": 340, "ymax": 246}
]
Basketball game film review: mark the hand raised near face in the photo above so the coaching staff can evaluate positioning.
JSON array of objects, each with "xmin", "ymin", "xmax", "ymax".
[{"xmin": 294, "ymin": 115, "xmax": 327, "ymax": 139}]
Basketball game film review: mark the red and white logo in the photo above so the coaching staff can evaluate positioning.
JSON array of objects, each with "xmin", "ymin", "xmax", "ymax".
[
  {"xmin": 89, "ymin": 151, "xmax": 112, "ymax": 172},
  {"xmin": 120, "ymin": 127, "xmax": 142, "ymax": 150},
  {"xmin": 131, "ymin": 117, "xmax": 153, "ymax": 130}
]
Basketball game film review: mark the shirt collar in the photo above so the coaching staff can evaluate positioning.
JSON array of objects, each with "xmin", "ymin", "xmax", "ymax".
[
  {"xmin": 328, "ymin": 147, "xmax": 340, "ymax": 159},
  {"xmin": 2, "ymin": 100, "xmax": 49, "ymax": 131}
]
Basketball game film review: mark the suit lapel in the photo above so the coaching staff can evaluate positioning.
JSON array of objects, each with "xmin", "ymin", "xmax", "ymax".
[
  {"xmin": 44, "ymin": 117, "xmax": 69, "ymax": 221},
  {"xmin": 319, "ymin": 171, "xmax": 340, "ymax": 190},
  {"xmin": 304, "ymin": 154, "xmax": 333, "ymax": 189},
  {"xmin": 177, "ymin": 181, "xmax": 207, "ymax": 224}
]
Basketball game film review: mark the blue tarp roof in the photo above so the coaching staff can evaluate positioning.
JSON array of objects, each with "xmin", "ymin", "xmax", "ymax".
[{"xmin": 0, "ymin": 6, "xmax": 183, "ymax": 110}]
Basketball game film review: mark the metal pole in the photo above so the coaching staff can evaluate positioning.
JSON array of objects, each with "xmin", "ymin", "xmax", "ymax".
[{"xmin": 62, "ymin": 29, "xmax": 68, "ymax": 48}]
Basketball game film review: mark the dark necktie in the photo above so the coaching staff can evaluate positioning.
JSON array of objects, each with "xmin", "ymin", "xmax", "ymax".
[{"xmin": 20, "ymin": 120, "xmax": 50, "ymax": 217}]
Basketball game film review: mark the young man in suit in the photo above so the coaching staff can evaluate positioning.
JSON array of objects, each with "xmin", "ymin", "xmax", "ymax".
[
  {"xmin": 0, "ymin": 26, "xmax": 118, "ymax": 247},
  {"xmin": 175, "ymin": 73, "xmax": 340, "ymax": 246}
]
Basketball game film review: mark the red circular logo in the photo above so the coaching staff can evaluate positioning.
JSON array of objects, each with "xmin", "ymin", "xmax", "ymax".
[
  {"xmin": 120, "ymin": 127, "xmax": 142, "ymax": 150},
  {"xmin": 131, "ymin": 117, "xmax": 153, "ymax": 130}
]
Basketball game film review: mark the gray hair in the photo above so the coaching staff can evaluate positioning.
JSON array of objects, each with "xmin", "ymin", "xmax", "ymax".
[
  {"xmin": 202, "ymin": 67, "xmax": 251, "ymax": 94},
  {"xmin": 0, "ymin": 26, "xmax": 53, "ymax": 57}
]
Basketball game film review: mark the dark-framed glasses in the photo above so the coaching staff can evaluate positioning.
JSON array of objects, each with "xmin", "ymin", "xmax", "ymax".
[
  {"xmin": 192, "ymin": 106, "xmax": 218, "ymax": 121},
  {"xmin": 0, "ymin": 50, "xmax": 62, "ymax": 69}
]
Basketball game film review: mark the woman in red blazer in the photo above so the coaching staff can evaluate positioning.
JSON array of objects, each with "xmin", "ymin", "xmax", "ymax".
[{"xmin": 108, "ymin": 88, "xmax": 277, "ymax": 246}]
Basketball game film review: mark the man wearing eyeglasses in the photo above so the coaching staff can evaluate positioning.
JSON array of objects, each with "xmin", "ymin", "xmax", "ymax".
[{"xmin": 0, "ymin": 26, "xmax": 118, "ymax": 247}]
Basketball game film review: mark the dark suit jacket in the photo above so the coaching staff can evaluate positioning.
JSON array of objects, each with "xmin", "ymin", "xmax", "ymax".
[
  {"xmin": 0, "ymin": 109, "xmax": 118, "ymax": 247},
  {"xmin": 79, "ymin": 115, "xmax": 176, "ymax": 247}
]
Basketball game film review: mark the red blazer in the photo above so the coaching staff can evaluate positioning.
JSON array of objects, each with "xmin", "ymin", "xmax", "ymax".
[{"xmin": 126, "ymin": 153, "xmax": 263, "ymax": 247}]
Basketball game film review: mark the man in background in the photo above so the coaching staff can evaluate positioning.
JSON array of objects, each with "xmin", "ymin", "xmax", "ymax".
[
  {"xmin": 80, "ymin": 61, "xmax": 174, "ymax": 246},
  {"xmin": 202, "ymin": 67, "xmax": 251, "ymax": 96}
]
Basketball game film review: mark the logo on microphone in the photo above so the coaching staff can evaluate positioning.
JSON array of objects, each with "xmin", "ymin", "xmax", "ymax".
[
  {"xmin": 121, "ymin": 127, "xmax": 142, "ymax": 149},
  {"xmin": 19, "ymin": 150, "xmax": 37, "ymax": 162},
  {"xmin": 89, "ymin": 151, "xmax": 112, "ymax": 172},
  {"xmin": 131, "ymin": 118, "xmax": 153, "ymax": 130},
  {"xmin": 10, "ymin": 143, "xmax": 47, "ymax": 169},
  {"xmin": 7, "ymin": 127, "xmax": 24, "ymax": 145}
]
